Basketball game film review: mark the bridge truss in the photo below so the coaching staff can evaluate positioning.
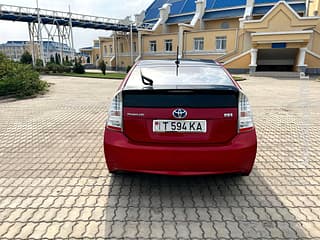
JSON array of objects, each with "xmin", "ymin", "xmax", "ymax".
[{"xmin": 0, "ymin": 4, "xmax": 137, "ymax": 66}]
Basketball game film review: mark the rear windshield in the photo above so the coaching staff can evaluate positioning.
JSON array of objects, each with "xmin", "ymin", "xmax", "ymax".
[{"xmin": 125, "ymin": 65, "xmax": 234, "ymax": 89}]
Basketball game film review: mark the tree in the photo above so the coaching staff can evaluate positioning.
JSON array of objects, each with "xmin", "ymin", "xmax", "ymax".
[
  {"xmin": 20, "ymin": 51, "xmax": 33, "ymax": 65},
  {"xmin": 55, "ymin": 53, "xmax": 60, "ymax": 65},
  {"xmin": 50, "ymin": 55, "xmax": 55, "ymax": 63},
  {"xmin": 73, "ymin": 57, "xmax": 85, "ymax": 74},
  {"xmin": 98, "ymin": 60, "xmax": 106, "ymax": 75}
]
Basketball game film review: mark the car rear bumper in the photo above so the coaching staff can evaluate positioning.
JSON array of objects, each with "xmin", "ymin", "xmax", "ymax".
[{"xmin": 104, "ymin": 128, "xmax": 257, "ymax": 176}]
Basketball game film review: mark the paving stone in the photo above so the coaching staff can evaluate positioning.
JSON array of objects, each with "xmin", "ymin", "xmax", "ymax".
[{"xmin": 0, "ymin": 76, "xmax": 319, "ymax": 239}]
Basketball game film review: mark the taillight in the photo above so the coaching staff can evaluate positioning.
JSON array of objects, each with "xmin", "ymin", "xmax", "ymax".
[
  {"xmin": 106, "ymin": 92, "xmax": 123, "ymax": 131},
  {"xmin": 238, "ymin": 92, "xmax": 254, "ymax": 133}
]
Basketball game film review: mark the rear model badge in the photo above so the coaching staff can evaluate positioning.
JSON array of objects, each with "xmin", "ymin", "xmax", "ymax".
[
  {"xmin": 224, "ymin": 113, "xmax": 233, "ymax": 118},
  {"xmin": 127, "ymin": 113, "xmax": 145, "ymax": 117},
  {"xmin": 173, "ymin": 109, "xmax": 187, "ymax": 119}
]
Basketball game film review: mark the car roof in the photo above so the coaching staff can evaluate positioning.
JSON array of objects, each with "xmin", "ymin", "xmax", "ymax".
[{"xmin": 137, "ymin": 59, "xmax": 219, "ymax": 67}]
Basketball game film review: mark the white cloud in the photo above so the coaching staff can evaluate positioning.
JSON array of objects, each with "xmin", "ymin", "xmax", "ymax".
[{"xmin": 0, "ymin": 0, "xmax": 153, "ymax": 49}]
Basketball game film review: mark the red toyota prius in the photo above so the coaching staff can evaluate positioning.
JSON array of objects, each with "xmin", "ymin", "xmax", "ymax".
[{"xmin": 104, "ymin": 60, "xmax": 257, "ymax": 176}]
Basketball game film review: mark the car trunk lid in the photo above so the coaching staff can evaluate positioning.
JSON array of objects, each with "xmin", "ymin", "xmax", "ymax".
[{"xmin": 122, "ymin": 87, "xmax": 239, "ymax": 144}]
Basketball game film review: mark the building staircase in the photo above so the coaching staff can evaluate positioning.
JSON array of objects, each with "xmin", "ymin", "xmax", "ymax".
[{"xmin": 251, "ymin": 71, "xmax": 302, "ymax": 78}]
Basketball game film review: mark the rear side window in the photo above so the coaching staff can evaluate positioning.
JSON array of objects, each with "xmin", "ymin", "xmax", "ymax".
[{"xmin": 125, "ymin": 65, "xmax": 234, "ymax": 88}]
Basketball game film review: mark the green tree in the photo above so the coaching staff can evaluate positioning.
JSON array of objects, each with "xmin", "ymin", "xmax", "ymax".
[
  {"xmin": 50, "ymin": 55, "xmax": 55, "ymax": 63},
  {"xmin": 98, "ymin": 60, "xmax": 106, "ymax": 75},
  {"xmin": 72, "ymin": 58, "xmax": 85, "ymax": 74},
  {"xmin": 55, "ymin": 53, "xmax": 60, "ymax": 65},
  {"xmin": 20, "ymin": 51, "xmax": 33, "ymax": 65}
]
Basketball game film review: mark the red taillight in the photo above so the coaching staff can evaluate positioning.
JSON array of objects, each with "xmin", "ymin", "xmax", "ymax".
[
  {"xmin": 238, "ymin": 92, "xmax": 254, "ymax": 133},
  {"xmin": 106, "ymin": 92, "xmax": 123, "ymax": 131}
]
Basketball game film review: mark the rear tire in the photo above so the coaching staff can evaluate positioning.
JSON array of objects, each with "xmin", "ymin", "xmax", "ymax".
[{"xmin": 241, "ymin": 169, "xmax": 252, "ymax": 176}]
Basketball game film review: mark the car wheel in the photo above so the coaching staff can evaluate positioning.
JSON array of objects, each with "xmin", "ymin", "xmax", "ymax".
[{"xmin": 241, "ymin": 169, "xmax": 253, "ymax": 176}]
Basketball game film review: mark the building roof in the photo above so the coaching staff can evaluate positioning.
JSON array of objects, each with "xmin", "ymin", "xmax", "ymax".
[
  {"xmin": 144, "ymin": 0, "xmax": 305, "ymax": 23},
  {"xmin": 79, "ymin": 47, "xmax": 93, "ymax": 51}
]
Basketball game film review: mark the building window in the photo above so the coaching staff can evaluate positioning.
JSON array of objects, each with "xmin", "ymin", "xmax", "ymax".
[
  {"xmin": 194, "ymin": 38, "xmax": 204, "ymax": 51},
  {"xmin": 149, "ymin": 40, "xmax": 157, "ymax": 52},
  {"xmin": 164, "ymin": 39, "xmax": 173, "ymax": 52},
  {"xmin": 109, "ymin": 45, "xmax": 113, "ymax": 54},
  {"xmin": 104, "ymin": 46, "xmax": 107, "ymax": 56},
  {"xmin": 94, "ymin": 42, "xmax": 100, "ymax": 48},
  {"xmin": 216, "ymin": 36, "xmax": 227, "ymax": 50},
  {"xmin": 133, "ymin": 42, "xmax": 137, "ymax": 52}
]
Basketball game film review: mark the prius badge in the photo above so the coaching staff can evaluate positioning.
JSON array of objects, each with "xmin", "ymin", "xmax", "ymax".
[{"xmin": 173, "ymin": 109, "xmax": 187, "ymax": 119}]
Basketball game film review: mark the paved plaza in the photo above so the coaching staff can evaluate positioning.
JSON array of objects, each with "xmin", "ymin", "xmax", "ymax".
[{"xmin": 0, "ymin": 75, "xmax": 319, "ymax": 239}]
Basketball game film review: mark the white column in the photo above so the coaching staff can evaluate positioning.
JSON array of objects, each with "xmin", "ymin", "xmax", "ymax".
[
  {"xmin": 297, "ymin": 47, "xmax": 307, "ymax": 72},
  {"xmin": 134, "ymin": 31, "xmax": 142, "ymax": 62},
  {"xmin": 130, "ymin": 23, "xmax": 133, "ymax": 65},
  {"xmin": 297, "ymin": 48, "xmax": 307, "ymax": 66},
  {"xmin": 178, "ymin": 26, "xmax": 184, "ymax": 58},
  {"xmin": 249, "ymin": 48, "xmax": 258, "ymax": 67},
  {"xmin": 249, "ymin": 48, "xmax": 258, "ymax": 75}
]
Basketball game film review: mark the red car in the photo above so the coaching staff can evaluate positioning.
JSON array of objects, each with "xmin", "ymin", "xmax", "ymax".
[{"xmin": 104, "ymin": 60, "xmax": 257, "ymax": 176}]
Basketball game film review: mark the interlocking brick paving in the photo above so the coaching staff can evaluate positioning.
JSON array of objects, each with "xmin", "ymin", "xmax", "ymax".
[{"xmin": 0, "ymin": 75, "xmax": 319, "ymax": 239}]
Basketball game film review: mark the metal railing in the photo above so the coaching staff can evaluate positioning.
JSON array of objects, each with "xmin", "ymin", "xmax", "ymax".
[{"xmin": 0, "ymin": 4, "xmax": 127, "ymax": 25}]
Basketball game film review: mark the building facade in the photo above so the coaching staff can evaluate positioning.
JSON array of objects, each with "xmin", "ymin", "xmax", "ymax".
[
  {"xmin": 0, "ymin": 41, "xmax": 38, "ymax": 62},
  {"xmin": 0, "ymin": 40, "xmax": 75, "ymax": 64},
  {"xmin": 81, "ymin": 0, "xmax": 320, "ymax": 74}
]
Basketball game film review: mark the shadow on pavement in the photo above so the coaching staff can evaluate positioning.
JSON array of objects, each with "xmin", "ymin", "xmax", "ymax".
[{"xmin": 103, "ymin": 171, "xmax": 307, "ymax": 239}]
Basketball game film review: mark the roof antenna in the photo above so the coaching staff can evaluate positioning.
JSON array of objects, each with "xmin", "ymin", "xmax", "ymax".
[{"xmin": 175, "ymin": 46, "xmax": 180, "ymax": 77}]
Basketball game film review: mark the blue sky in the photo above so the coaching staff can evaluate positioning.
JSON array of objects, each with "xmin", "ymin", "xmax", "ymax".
[{"xmin": 0, "ymin": 0, "xmax": 153, "ymax": 50}]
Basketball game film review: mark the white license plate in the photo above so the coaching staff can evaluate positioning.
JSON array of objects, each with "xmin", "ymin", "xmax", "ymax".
[{"xmin": 153, "ymin": 120, "xmax": 207, "ymax": 133}]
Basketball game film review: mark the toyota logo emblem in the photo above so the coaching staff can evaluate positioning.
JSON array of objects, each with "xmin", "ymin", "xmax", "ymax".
[{"xmin": 173, "ymin": 108, "xmax": 187, "ymax": 119}]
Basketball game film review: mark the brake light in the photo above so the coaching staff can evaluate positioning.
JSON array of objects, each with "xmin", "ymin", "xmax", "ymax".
[
  {"xmin": 238, "ymin": 92, "xmax": 254, "ymax": 133},
  {"xmin": 106, "ymin": 92, "xmax": 123, "ymax": 131}
]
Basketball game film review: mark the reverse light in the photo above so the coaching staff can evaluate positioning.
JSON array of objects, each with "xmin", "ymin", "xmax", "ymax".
[
  {"xmin": 238, "ymin": 92, "xmax": 254, "ymax": 133},
  {"xmin": 106, "ymin": 92, "xmax": 123, "ymax": 131}
]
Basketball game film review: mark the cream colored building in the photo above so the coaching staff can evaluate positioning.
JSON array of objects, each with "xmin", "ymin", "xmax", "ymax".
[{"xmin": 81, "ymin": 0, "xmax": 320, "ymax": 74}]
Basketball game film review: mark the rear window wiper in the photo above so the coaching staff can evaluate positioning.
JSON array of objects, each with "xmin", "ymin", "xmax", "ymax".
[{"xmin": 140, "ymin": 70, "xmax": 153, "ymax": 87}]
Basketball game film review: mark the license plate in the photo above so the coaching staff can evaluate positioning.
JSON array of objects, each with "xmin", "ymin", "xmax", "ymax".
[{"xmin": 153, "ymin": 120, "xmax": 207, "ymax": 133}]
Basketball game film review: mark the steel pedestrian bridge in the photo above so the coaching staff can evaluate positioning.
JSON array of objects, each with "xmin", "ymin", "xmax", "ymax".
[
  {"xmin": 0, "ymin": 4, "xmax": 137, "ymax": 32},
  {"xmin": 0, "ymin": 4, "xmax": 139, "ymax": 66}
]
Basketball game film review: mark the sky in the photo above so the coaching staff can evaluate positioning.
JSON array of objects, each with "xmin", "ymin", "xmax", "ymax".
[{"xmin": 0, "ymin": 0, "xmax": 154, "ymax": 50}]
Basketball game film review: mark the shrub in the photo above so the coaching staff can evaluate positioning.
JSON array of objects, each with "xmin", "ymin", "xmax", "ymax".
[
  {"xmin": 35, "ymin": 59, "xmax": 43, "ymax": 67},
  {"xmin": 98, "ymin": 60, "xmax": 107, "ymax": 75},
  {"xmin": 47, "ymin": 63, "xmax": 59, "ymax": 73},
  {"xmin": 20, "ymin": 51, "xmax": 33, "ymax": 65},
  {"xmin": 0, "ymin": 53, "xmax": 48, "ymax": 98},
  {"xmin": 64, "ymin": 66, "xmax": 72, "ymax": 73},
  {"xmin": 73, "ymin": 58, "xmax": 85, "ymax": 74},
  {"xmin": 126, "ymin": 65, "xmax": 132, "ymax": 73}
]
